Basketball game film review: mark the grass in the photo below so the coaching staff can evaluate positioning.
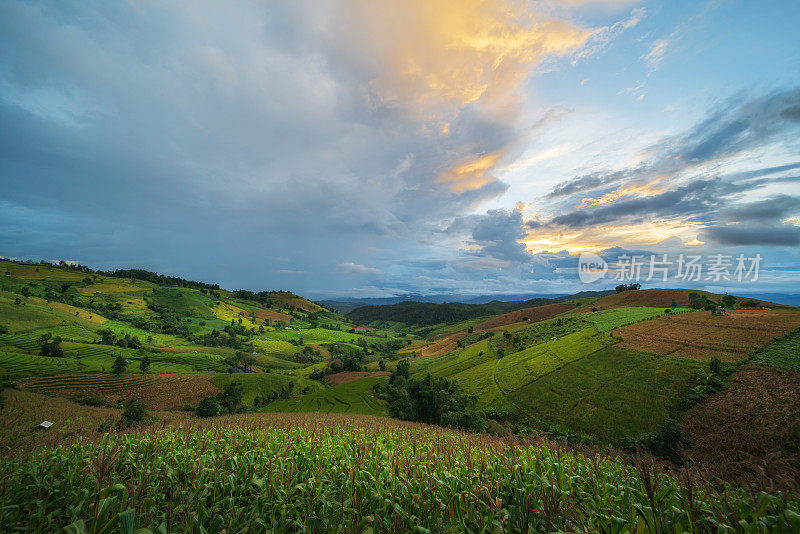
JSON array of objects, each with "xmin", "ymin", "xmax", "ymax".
[
  {"xmin": 0, "ymin": 414, "xmax": 797, "ymax": 532},
  {"xmin": 752, "ymin": 327, "xmax": 800, "ymax": 371},
  {"xmin": 264, "ymin": 376, "xmax": 387, "ymax": 415}
]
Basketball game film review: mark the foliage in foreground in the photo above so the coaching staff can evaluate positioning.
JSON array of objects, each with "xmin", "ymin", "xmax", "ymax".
[{"xmin": 1, "ymin": 415, "xmax": 799, "ymax": 533}]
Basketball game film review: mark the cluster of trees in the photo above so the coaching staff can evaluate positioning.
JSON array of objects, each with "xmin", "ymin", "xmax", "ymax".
[
  {"xmin": 375, "ymin": 360, "xmax": 485, "ymax": 432},
  {"xmin": 38, "ymin": 334, "xmax": 64, "ymax": 358},
  {"xmin": 196, "ymin": 381, "xmax": 244, "ymax": 417},
  {"xmin": 224, "ymin": 351, "xmax": 256, "ymax": 372},
  {"xmin": 615, "ymin": 283, "xmax": 641, "ymax": 292},
  {"xmin": 97, "ymin": 329, "xmax": 142, "ymax": 349}
]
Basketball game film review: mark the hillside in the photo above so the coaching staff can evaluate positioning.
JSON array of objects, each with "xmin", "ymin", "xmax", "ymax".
[{"xmin": 2, "ymin": 258, "xmax": 800, "ymax": 531}]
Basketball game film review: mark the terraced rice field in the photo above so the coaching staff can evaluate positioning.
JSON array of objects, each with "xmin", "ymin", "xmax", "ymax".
[
  {"xmin": 494, "ymin": 328, "xmax": 615, "ymax": 392},
  {"xmin": 613, "ymin": 309, "xmax": 800, "ymax": 361},
  {"xmin": 264, "ymin": 376, "xmax": 386, "ymax": 415},
  {"xmin": 0, "ymin": 351, "xmax": 81, "ymax": 379},
  {"xmin": 0, "ymin": 333, "xmax": 41, "ymax": 352},
  {"xmin": 18, "ymin": 373, "xmax": 219, "ymax": 409}
]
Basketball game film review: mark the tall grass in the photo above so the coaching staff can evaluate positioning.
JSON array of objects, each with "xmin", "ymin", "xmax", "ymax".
[{"xmin": 1, "ymin": 414, "xmax": 797, "ymax": 532}]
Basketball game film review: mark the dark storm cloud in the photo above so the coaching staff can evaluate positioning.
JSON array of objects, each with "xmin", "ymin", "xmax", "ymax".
[
  {"xmin": 723, "ymin": 195, "xmax": 800, "ymax": 223},
  {"xmin": 701, "ymin": 225, "xmax": 800, "ymax": 246},
  {"xmin": 0, "ymin": 0, "xmax": 536, "ymax": 293},
  {"xmin": 549, "ymin": 178, "xmax": 736, "ymax": 228}
]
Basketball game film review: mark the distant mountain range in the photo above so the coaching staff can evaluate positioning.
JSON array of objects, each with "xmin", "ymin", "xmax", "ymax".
[
  {"xmin": 322, "ymin": 290, "xmax": 615, "ymax": 315},
  {"xmin": 322, "ymin": 291, "xmax": 800, "ymax": 314}
]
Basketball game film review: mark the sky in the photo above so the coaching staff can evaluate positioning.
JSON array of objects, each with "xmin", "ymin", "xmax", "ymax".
[{"xmin": 1, "ymin": 0, "xmax": 799, "ymax": 299}]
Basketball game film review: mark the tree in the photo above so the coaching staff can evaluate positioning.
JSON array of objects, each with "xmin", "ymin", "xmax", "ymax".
[
  {"xmin": 395, "ymin": 359, "xmax": 410, "ymax": 379},
  {"xmin": 112, "ymin": 354, "xmax": 127, "ymax": 376},
  {"xmin": 218, "ymin": 380, "xmax": 243, "ymax": 414},
  {"xmin": 196, "ymin": 396, "xmax": 221, "ymax": 417},
  {"xmin": 121, "ymin": 399, "xmax": 146, "ymax": 424},
  {"xmin": 0, "ymin": 323, "xmax": 8, "ymax": 335},
  {"xmin": 139, "ymin": 354, "xmax": 151, "ymax": 374},
  {"xmin": 721, "ymin": 294, "xmax": 737, "ymax": 308},
  {"xmin": 378, "ymin": 359, "xmax": 386, "ymax": 371}
]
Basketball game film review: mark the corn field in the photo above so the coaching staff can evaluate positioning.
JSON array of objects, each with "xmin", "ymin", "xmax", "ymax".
[{"xmin": 0, "ymin": 413, "xmax": 798, "ymax": 533}]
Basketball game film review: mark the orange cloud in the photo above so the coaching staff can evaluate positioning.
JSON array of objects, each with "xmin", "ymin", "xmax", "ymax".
[
  {"xmin": 522, "ymin": 219, "xmax": 700, "ymax": 254},
  {"xmin": 577, "ymin": 175, "xmax": 670, "ymax": 208},
  {"xmin": 354, "ymin": 0, "xmax": 592, "ymax": 115},
  {"xmin": 439, "ymin": 152, "xmax": 502, "ymax": 193}
]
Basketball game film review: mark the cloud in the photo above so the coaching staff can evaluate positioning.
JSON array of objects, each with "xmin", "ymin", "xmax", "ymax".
[
  {"xmin": 338, "ymin": 262, "xmax": 383, "ymax": 275},
  {"xmin": 465, "ymin": 208, "xmax": 532, "ymax": 263},
  {"xmin": 527, "ymin": 88, "xmax": 800, "ymax": 256},
  {"xmin": 701, "ymin": 225, "xmax": 800, "ymax": 246},
  {"xmin": 546, "ymin": 88, "xmax": 800, "ymax": 202}
]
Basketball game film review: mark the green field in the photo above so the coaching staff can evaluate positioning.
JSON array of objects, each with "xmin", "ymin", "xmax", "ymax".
[
  {"xmin": 578, "ymin": 306, "xmax": 676, "ymax": 331},
  {"xmin": 752, "ymin": 328, "xmax": 800, "ymax": 371},
  {"xmin": 509, "ymin": 346, "xmax": 703, "ymax": 442},
  {"xmin": 264, "ymin": 376, "xmax": 387, "ymax": 415}
]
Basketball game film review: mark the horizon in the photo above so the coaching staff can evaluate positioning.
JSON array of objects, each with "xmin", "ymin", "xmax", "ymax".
[{"xmin": 1, "ymin": 1, "xmax": 799, "ymax": 298}]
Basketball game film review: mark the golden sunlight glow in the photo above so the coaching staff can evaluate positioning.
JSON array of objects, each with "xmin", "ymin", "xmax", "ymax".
[
  {"xmin": 522, "ymin": 220, "xmax": 701, "ymax": 254},
  {"xmin": 578, "ymin": 175, "xmax": 670, "ymax": 208},
  {"xmin": 439, "ymin": 152, "xmax": 502, "ymax": 193},
  {"xmin": 356, "ymin": 0, "xmax": 592, "ymax": 115}
]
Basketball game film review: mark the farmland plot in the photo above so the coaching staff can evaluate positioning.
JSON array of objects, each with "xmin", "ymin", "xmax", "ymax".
[
  {"xmin": 613, "ymin": 309, "xmax": 800, "ymax": 361},
  {"xmin": 18, "ymin": 373, "xmax": 219, "ymax": 409}
]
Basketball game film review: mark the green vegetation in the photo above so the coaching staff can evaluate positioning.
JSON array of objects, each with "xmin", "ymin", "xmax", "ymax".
[
  {"xmin": 1, "ymin": 419, "xmax": 798, "ymax": 533},
  {"xmin": 264, "ymin": 376, "xmax": 387, "ymax": 415},
  {"xmin": 752, "ymin": 328, "xmax": 800, "ymax": 371},
  {"xmin": 580, "ymin": 306, "xmax": 678, "ymax": 331}
]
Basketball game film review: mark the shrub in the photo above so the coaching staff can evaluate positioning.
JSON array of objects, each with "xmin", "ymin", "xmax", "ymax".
[
  {"xmin": 120, "ymin": 399, "xmax": 147, "ymax": 425},
  {"xmin": 74, "ymin": 396, "xmax": 106, "ymax": 407},
  {"xmin": 196, "ymin": 396, "xmax": 221, "ymax": 418},
  {"xmin": 623, "ymin": 420, "xmax": 692, "ymax": 466}
]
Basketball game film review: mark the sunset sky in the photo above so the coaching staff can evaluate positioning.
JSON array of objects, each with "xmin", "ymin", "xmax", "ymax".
[{"xmin": 1, "ymin": 0, "xmax": 799, "ymax": 298}]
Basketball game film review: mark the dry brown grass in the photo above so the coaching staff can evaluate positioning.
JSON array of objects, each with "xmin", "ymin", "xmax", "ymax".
[
  {"xmin": 683, "ymin": 365, "xmax": 800, "ymax": 492},
  {"xmin": 612, "ymin": 309, "xmax": 800, "ymax": 361}
]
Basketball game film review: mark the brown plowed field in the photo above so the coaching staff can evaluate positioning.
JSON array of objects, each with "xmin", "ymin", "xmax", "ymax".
[
  {"xmin": 683, "ymin": 365, "xmax": 800, "ymax": 491},
  {"xmin": 327, "ymin": 371, "xmax": 390, "ymax": 386},
  {"xmin": 612, "ymin": 309, "xmax": 800, "ymax": 361},
  {"xmin": 18, "ymin": 373, "xmax": 220, "ymax": 410},
  {"xmin": 471, "ymin": 303, "xmax": 575, "ymax": 332}
]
